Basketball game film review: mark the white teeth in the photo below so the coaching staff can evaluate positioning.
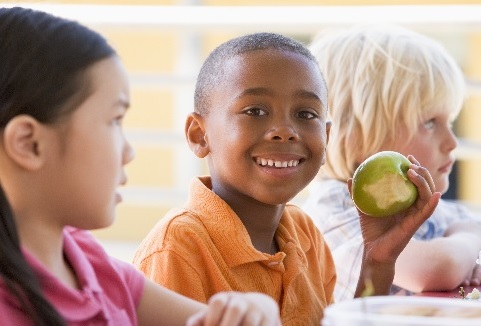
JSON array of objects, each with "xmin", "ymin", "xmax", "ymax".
[{"xmin": 257, "ymin": 158, "xmax": 300, "ymax": 168}]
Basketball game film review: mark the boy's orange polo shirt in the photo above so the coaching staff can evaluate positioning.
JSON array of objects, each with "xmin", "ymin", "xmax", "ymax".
[{"xmin": 133, "ymin": 176, "xmax": 336, "ymax": 325}]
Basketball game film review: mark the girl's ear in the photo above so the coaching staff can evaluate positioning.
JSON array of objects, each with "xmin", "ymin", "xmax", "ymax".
[
  {"xmin": 3, "ymin": 115, "xmax": 45, "ymax": 170},
  {"xmin": 185, "ymin": 112, "xmax": 209, "ymax": 158}
]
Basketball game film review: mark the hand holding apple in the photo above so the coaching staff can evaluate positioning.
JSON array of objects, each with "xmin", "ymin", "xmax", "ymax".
[
  {"xmin": 351, "ymin": 155, "xmax": 441, "ymax": 297},
  {"xmin": 352, "ymin": 151, "xmax": 418, "ymax": 217}
]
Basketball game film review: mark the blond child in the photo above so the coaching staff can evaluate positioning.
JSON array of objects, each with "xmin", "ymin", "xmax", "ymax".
[
  {"xmin": 0, "ymin": 7, "xmax": 282, "ymax": 326},
  {"xmin": 133, "ymin": 32, "xmax": 440, "ymax": 325},
  {"xmin": 302, "ymin": 25, "xmax": 481, "ymax": 301}
]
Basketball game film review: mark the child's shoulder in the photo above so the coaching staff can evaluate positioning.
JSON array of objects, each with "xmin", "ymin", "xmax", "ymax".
[
  {"xmin": 285, "ymin": 204, "xmax": 320, "ymax": 232},
  {"xmin": 155, "ymin": 207, "xmax": 208, "ymax": 235},
  {"xmin": 134, "ymin": 208, "xmax": 209, "ymax": 255},
  {"xmin": 283, "ymin": 204, "xmax": 330, "ymax": 251},
  {"xmin": 286, "ymin": 203, "xmax": 314, "ymax": 216}
]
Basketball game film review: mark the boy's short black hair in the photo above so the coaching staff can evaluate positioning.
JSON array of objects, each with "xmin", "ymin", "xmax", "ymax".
[{"xmin": 194, "ymin": 32, "xmax": 323, "ymax": 115}]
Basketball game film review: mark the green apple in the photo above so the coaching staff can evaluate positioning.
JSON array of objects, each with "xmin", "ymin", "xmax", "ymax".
[{"xmin": 352, "ymin": 151, "xmax": 418, "ymax": 217}]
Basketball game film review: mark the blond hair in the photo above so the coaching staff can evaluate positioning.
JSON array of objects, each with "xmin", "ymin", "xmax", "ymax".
[{"xmin": 309, "ymin": 25, "xmax": 466, "ymax": 181}]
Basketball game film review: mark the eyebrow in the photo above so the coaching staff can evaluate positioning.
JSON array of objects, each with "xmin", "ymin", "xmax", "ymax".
[
  {"xmin": 237, "ymin": 87, "xmax": 322, "ymax": 102},
  {"xmin": 295, "ymin": 90, "xmax": 322, "ymax": 102}
]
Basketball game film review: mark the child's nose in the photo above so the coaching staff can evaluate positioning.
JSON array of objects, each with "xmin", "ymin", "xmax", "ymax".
[
  {"xmin": 268, "ymin": 122, "xmax": 300, "ymax": 142},
  {"xmin": 442, "ymin": 127, "xmax": 458, "ymax": 153},
  {"xmin": 123, "ymin": 140, "xmax": 135, "ymax": 165}
]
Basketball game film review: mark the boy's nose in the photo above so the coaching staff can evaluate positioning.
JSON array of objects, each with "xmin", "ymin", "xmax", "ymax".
[
  {"xmin": 443, "ymin": 127, "xmax": 458, "ymax": 153},
  {"xmin": 268, "ymin": 124, "xmax": 300, "ymax": 142}
]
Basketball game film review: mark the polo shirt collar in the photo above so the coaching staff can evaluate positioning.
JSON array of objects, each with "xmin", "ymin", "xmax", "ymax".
[
  {"xmin": 22, "ymin": 228, "xmax": 104, "ymax": 319},
  {"xmin": 186, "ymin": 176, "xmax": 310, "ymax": 269}
]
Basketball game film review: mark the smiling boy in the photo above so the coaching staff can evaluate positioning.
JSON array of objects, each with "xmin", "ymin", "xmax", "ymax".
[{"xmin": 133, "ymin": 32, "xmax": 440, "ymax": 325}]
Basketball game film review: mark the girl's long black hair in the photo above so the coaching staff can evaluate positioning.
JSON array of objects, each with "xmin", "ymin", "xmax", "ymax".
[{"xmin": 0, "ymin": 7, "xmax": 115, "ymax": 325}]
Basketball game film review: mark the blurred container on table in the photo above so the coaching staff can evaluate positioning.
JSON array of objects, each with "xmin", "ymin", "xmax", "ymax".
[{"xmin": 323, "ymin": 296, "xmax": 481, "ymax": 326}]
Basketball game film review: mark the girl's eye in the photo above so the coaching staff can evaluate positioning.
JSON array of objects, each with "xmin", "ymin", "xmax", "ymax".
[
  {"xmin": 244, "ymin": 107, "xmax": 267, "ymax": 116},
  {"xmin": 298, "ymin": 110, "xmax": 318, "ymax": 120},
  {"xmin": 113, "ymin": 115, "xmax": 125, "ymax": 126}
]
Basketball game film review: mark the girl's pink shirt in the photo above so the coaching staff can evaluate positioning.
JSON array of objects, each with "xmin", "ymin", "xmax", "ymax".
[{"xmin": 0, "ymin": 227, "xmax": 145, "ymax": 325}]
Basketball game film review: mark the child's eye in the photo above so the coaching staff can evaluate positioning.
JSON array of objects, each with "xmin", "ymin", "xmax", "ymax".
[
  {"xmin": 113, "ymin": 114, "xmax": 125, "ymax": 126},
  {"xmin": 297, "ymin": 110, "xmax": 318, "ymax": 120},
  {"xmin": 424, "ymin": 119, "xmax": 435, "ymax": 130},
  {"xmin": 244, "ymin": 107, "xmax": 267, "ymax": 116}
]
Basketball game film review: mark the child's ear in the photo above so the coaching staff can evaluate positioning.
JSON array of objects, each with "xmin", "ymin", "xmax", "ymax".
[
  {"xmin": 3, "ymin": 115, "xmax": 45, "ymax": 170},
  {"xmin": 326, "ymin": 120, "xmax": 332, "ymax": 145},
  {"xmin": 185, "ymin": 112, "xmax": 209, "ymax": 158},
  {"xmin": 321, "ymin": 120, "xmax": 332, "ymax": 166}
]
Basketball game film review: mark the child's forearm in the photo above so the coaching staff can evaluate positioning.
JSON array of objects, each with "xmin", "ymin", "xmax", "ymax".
[
  {"xmin": 394, "ymin": 237, "xmax": 480, "ymax": 292},
  {"xmin": 354, "ymin": 260, "xmax": 395, "ymax": 298},
  {"xmin": 444, "ymin": 221, "xmax": 481, "ymax": 237}
]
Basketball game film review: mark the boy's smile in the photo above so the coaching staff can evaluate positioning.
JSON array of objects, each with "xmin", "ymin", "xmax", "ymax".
[
  {"xmin": 196, "ymin": 49, "xmax": 330, "ymax": 208},
  {"xmin": 255, "ymin": 157, "xmax": 301, "ymax": 168}
]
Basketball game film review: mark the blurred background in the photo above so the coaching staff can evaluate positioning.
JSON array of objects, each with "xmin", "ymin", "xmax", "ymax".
[{"xmin": 3, "ymin": 0, "xmax": 481, "ymax": 261}]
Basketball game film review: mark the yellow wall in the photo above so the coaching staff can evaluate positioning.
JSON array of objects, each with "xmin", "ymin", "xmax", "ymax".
[
  {"xmin": 458, "ymin": 33, "xmax": 481, "ymax": 203},
  {"xmin": 11, "ymin": 1, "xmax": 481, "ymax": 246},
  {"xmin": 48, "ymin": 0, "xmax": 481, "ymax": 4}
]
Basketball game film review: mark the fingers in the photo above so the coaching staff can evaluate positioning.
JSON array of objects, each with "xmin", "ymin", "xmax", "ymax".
[
  {"xmin": 241, "ymin": 293, "xmax": 281, "ymax": 326},
  {"xmin": 218, "ymin": 294, "xmax": 250, "ymax": 326},
  {"xmin": 203, "ymin": 293, "xmax": 242, "ymax": 326},
  {"xmin": 186, "ymin": 311, "xmax": 206, "ymax": 326},
  {"xmin": 470, "ymin": 265, "xmax": 481, "ymax": 286},
  {"xmin": 407, "ymin": 155, "xmax": 436, "ymax": 193},
  {"xmin": 193, "ymin": 292, "xmax": 280, "ymax": 326},
  {"xmin": 405, "ymin": 162, "xmax": 440, "ymax": 229},
  {"xmin": 407, "ymin": 166, "xmax": 435, "ymax": 197},
  {"xmin": 185, "ymin": 294, "xmax": 238, "ymax": 326},
  {"xmin": 405, "ymin": 180, "xmax": 440, "ymax": 232}
]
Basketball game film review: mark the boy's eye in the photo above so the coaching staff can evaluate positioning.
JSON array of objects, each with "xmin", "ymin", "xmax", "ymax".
[
  {"xmin": 244, "ymin": 107, "xmax": 267, "ymax": 116},
  {"xmin": 424, "ymin": 119, "xmax": 435, "ymax": 129},
  {"xmin": 297, "ymin": 110, "xmax": 318, "ymax": 120}
]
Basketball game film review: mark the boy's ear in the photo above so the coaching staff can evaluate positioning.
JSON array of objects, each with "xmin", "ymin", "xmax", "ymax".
[
  {"xmin": 185, "ymin": 112, "xmax": 209, "ymax": 158},
  {"xmin": 3, "ymin": 115, "xmax": 45, "ymax": 170},
  {"xmin": 321, "ymin": 120, "xmax": 332, "ymax": 166},
  {"xmin": 326, "ymin": 120, "xmax": 332, "ymax": 145}
]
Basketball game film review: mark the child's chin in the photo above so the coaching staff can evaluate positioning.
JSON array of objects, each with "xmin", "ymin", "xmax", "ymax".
[{"xmin": 436, "ymin": 179, "xmax": 449, "ymax": 195}]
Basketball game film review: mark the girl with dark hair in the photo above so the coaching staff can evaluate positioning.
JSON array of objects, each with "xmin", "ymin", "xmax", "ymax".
[{"xmin": 0, "ymin": 7, "xmax": 280, "ymax": 326}]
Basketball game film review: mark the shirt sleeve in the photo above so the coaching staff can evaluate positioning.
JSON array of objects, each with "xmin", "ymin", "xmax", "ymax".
[
  {"xmin": 302, "ymin": 180, "xmax": 364, "ymax": 302},
  {"xmin": 414, "ymin": 199, "xmax": 481, "ymax": 240},
  {"xmin": 134, "ymin": 249, "xmax": 207, "ymax": 303},
  {"xmin": 109, "ymin": 257, "xmax": 146, "ymax": 309},
  {"xmin": 66, "ymin": 227, "xmax": 146, "ymax": 311}
]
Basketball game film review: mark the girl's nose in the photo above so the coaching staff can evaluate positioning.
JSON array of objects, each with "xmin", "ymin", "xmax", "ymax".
[{"xmin": 123, "ymin": 139, "xmax": 135, "ymax": 165}]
